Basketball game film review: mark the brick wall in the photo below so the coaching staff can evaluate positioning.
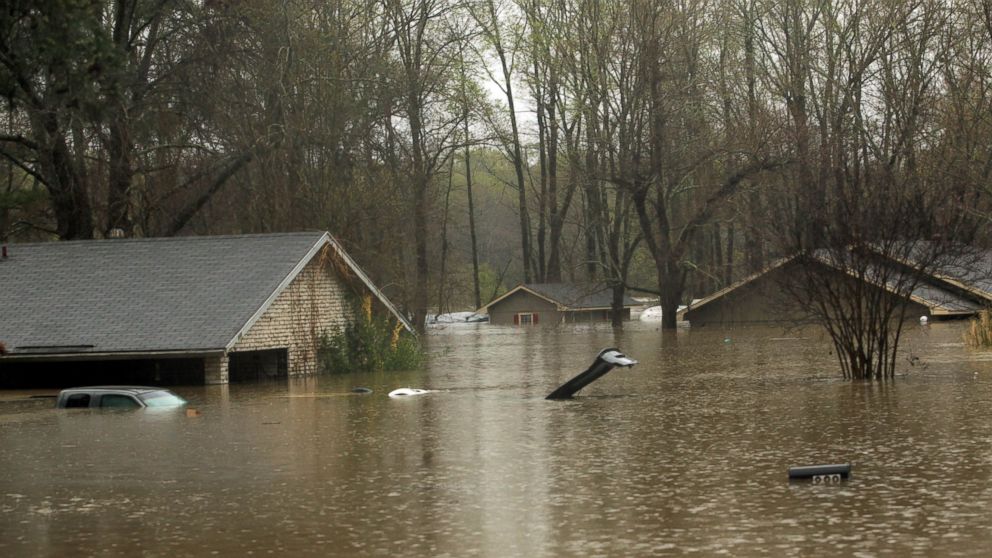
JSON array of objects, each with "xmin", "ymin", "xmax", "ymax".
[
  {"xmin": 229, "ymin": 249, "xmax": 353, "ymax": 376},
  {"xmin": 204, "ymin": 354, "xmax": 229, "ymax": 384}
]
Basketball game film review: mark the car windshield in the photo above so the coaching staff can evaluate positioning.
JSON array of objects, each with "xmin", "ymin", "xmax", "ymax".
[{"xmin": 138, "ymin": 391, "xmax": 187, "ymax": 407}]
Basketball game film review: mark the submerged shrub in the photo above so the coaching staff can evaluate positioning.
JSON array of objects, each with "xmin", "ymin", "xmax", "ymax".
[
  {"xmin": 317, "ymin": 296, "xmax": 425, "ymax": 373},
  {"xmin": 965, "ymin": 309, "xmax": 992, "ymax": 348}
]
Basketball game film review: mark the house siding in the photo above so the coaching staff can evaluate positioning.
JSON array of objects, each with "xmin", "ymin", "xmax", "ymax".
[
  {"xmin": 561, "ymin": 308, "xmax": 631, "ymax": 323},
  {"xmin": 229, "ymin": 249, "xmax": 353, "ymax": 376},
  {"xmin": 489, "ymin": 291, "xmax": 562, "ymax": 325},
  {"xmin": 488, "ymin": 289, "xmax": 633, "ymax": 325}
]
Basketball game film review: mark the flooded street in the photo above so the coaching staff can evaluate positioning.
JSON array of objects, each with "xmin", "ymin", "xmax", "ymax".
[{"xmin": 3, "ymin": 322, "xmax": 992, "ymax": 556}]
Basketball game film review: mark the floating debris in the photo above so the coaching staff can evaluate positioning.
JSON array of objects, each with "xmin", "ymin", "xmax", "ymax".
[
  {"xmin": 788, "ymin": 463, "xmax": 851, "ymax": 483},
  {"xmin": 546, "ymin": 348, "xmax": 637, "ymax": 400}
]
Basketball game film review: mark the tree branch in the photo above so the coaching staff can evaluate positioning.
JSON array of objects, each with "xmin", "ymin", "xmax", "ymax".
[{"xmin": 163, "ymin": 146, "xmax": 263, "ymax": 236}]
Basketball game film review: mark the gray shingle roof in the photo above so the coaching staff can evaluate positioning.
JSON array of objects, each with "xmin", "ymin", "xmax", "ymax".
[
  {"xmin": 686, "ymin": 251, "xmax": 989, "ymax": 318},
  {"xmin": 910, "ymin": 280, "xmax": 983, "ymax": 313},
  {"xmin": 0, "ymin": 232, "xmax": 333, "ymax": 356},
  {"xmin": 513, "ymin": 283, "xmax": 637, "ymax": 309}
]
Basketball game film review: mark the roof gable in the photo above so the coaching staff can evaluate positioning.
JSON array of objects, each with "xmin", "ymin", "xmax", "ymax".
[
  {"xmin": 685, "ymin": 252, "xmax": 985, "ymax": 320},
  {"xmin": 482, "ymin": 283, "xmax": 637, "ymax": 312}
]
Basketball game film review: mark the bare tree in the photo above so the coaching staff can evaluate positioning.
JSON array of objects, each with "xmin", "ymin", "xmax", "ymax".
[
  {"xmin": 472, "ymin": 0, "xmax": 533, "ymax": 282},
  {"xmin": 765, "ymin": 0, "xmax": 981, "ymax": 379},
  {"xmin": 385, "ymin": 0, "xmax": 469, "ymax": 330}
]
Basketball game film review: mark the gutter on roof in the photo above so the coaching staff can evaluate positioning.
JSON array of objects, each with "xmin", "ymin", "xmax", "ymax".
[
  {"xmin": 922, "ymin": 273, "xmax": 992, "ymax": 304},
  {"xmin": 878, "ymin": 250, "xmax": 992, "ymax": 303},
  {"xmin": 0, "ymin": 349, "xmax": 226, "ymax": 362},
  {"xmin": 928, "ymin": 308, "xmax": 975, "ymax": 316}
]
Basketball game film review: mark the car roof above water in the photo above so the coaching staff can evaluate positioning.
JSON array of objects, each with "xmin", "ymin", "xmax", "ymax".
[{"xmin": 59, "ymin": 386, "xmax": 167, "ymax": 395}]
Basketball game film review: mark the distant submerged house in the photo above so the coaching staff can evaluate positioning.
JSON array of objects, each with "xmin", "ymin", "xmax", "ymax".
[
  {"xmin": 0, "ymin": 232, "xmax": 412, "ymax": 387},
  {"xmin": 480, "ymin": 283, "xmax": 637, "ymax": 325},
  {"xmin": 683, "ymin": 250, "xmax": 992, "ymax": 327}
]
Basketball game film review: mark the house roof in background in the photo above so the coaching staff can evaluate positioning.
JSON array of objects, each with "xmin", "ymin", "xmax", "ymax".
[
  {"xmin": 905, "ymin": 245, "xmax": 992, "ymax": 302},
  {"xmin": 482, "ymin": 283, "xmax": 637, "ymax": 312},
  {"xmin": 0, "ymin": 232, "xmax": 410, "ymax": 358},
  {"xmin": 684, "ymin": 250, "xmax": 987, "ymax": 319}
]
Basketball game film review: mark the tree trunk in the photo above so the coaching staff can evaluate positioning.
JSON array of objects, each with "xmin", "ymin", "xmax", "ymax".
[
  {"xmin": 725, "ymin": 222, "xmax": 735, "ymax": 285},
  {"xmin": 489, "ymin": 9, "xmax": 531, "ymax": 283},
  {"xmin": 611, "ymin": 283, "xmax": 625, "ymax": 328},
  {"xmin": 34, "ymin": 113, "xmax": 93, "ymax": 240},
  {"xmin": 464, "ymin": 128, "xmax": 481, "ymax": 310},
  {"xmin": 106, "ymin": 109, "xmax": 133, "ymax": 236},
  {"xmin": 409, "ymin": 90, "xmax": 430, "ymax": 333},
  {"xmin": 535, "ymin": 82, "xmax": 547, "ymax": 281},
  {"xmin": 544, "ymin": 69, "xmax": 561, "ymax": 281},
  {"xmin": 659, "ymin": 264, "xmax": 682, "ymax": 330}
]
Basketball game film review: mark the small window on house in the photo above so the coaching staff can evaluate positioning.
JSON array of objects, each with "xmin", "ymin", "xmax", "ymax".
[{"xmin": 514, "ymin": 313, "xmax": 538, "ymax": 326}]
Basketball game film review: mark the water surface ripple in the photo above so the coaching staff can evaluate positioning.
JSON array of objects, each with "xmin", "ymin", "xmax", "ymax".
[{"xmin": 2, "ymin": 322, "xmax": 992, "ymax": 556}]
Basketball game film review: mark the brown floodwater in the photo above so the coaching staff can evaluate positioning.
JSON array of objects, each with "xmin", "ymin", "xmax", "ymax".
[{"xmin": 3, "ymin": 321, "xmax": 992, "ymax": 557}]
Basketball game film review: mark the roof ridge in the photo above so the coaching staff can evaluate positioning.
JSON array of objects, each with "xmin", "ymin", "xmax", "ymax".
[{"xmin": 4, "ymin": 231, "xmax": 326, "ymax": 248}]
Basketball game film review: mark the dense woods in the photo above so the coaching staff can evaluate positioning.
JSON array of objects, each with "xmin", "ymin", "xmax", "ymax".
[{"xmin": 3, "ymin": 0, "xmax": 991, "ymax": 340}]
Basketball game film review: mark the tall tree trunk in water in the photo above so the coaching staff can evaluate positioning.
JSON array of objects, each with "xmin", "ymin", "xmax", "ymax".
[
  {"xmin": 484, "ymin": 0, "xmax": 531, "ymax": 283},
  {"xmin": 535, "ymin": 74, "xmax": 547, "ymax": 281},
  {"xmin": 436, "ymin": 158, "xmax": 455, "ymax": 317},
  {"xmin": 545, "ymin": 70, "xmax": 562, "ymax": 282},
  {"xmin": 658, "ymin": 262, "xmax": 683, "ymax": 330},
  {"xmin": 409, "ymin": 87, "xmax": 430, "ymax": 332},
  {"xmin": 464, "ymin": 113, "xmax": 481, "ymax": 309},
  {"xmin": 611, "ymin": 283, "xmax": 625, "ymax": 328},
  {"xmin": 412, "ymin": 174, "xmax": 430, "ymax": 332},
  {"xmin": 583, "ymin": 113, "xmax": 601, "ymax": 282}
]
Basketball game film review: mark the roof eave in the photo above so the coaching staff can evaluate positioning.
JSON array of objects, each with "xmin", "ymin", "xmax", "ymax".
[
  {"xmin": 0, "ymin": 349, "xmax": 227, "ymax": 361},
  {"xmin": 479, "ymin": 284, "xmax": 563, "ymax": 313},
  {"xmin": 226, "ymin": 233, "xmax": 331, "ymax": 350},
  {"xmin": 685, "ymin": 256, "xmax": 796, "ymax": 314},
  {"xmin": 927, "ymin": 308, "xmax": 976, "ymax": 317}
]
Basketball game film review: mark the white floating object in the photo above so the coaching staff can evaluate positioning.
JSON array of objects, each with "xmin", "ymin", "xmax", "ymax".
[
  {"xmin": 388, "ymin": 388, "xmax": 430, "ymax": 398},
  {"xmin": 919, "ymin": 316, "xmax": 929, "ymax": 324},
  {"xmin": 600, "ymin": 350, "xmax": 638, "ymax": 367},
  {"xmin": 638, "ymin": 305, "xmax": 663, "ymax": 322}
]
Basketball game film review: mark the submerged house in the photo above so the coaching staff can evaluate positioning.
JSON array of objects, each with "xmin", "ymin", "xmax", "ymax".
[
  {"xmin": 0, "ymin": 232, "xmax": 411, "ymax": 387},
  {"xmin": 480, "ymin": 283, "xmax": 637, "ymax": 325},
  {"xmin": 683, "ymin": 251, "xmax": 992, "ymax": 327}
]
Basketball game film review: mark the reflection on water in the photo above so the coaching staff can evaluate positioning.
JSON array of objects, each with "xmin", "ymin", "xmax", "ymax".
[{"xmin": 3, "ymin": 322, "xmax": 992, "ymax": 556}]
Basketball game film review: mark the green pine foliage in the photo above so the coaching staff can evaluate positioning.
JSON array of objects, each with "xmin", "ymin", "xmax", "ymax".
[{"xmin": 317, "ymin": 297, "xmax": 425, "ymax": 373}]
